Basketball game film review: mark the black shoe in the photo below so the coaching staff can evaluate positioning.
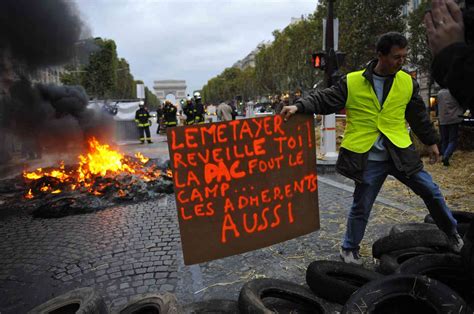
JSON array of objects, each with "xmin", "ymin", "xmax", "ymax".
[
  {"xmin": 148, "ymin": 141, "xmax": 153, "ymax": 144},
  {"xmin": 442, "ymin": 158, "xmax": 450, "ymax": 166}
]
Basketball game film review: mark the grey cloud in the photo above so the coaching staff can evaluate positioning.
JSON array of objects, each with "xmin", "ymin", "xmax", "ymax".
[{"xmin": 77, "ymin": 0, "xmax": 317, "ymax": 93}]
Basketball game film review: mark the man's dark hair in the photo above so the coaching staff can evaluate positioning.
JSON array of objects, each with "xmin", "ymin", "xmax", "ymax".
[{"xmin": 376, "ymin": 32, "xmax": 408, "ymax": 55}]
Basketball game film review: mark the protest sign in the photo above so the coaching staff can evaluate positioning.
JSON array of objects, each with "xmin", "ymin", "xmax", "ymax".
[{"xmin": 167, "ymin": 114, "xmax": 319, "ymax": 265}]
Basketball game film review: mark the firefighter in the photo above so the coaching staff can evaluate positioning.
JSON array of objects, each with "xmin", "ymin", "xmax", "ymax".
[
  {"xmin": 163, "ymin": 100, "xmax": 177, "ymax": 129},
  {"xmin": 183, "ymin": 97, "xmax": 195, "ymax": 125},
  {"xmin": 193, "ymin": 92, "xmax": 205, "ymax": 124},
  {"xmin": 134, "ymin": 101, "xmax": 153, "ymax": 144}
]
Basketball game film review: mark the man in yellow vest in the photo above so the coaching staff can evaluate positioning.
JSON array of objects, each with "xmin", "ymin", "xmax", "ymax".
[{"xmin": 281, "ymin": 32, "xmax": 462, "ymax": 265}]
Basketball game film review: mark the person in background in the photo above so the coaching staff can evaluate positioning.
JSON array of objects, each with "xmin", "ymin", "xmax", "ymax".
[
  {"xmin": 135, "ymin": 101, "xmax": 153, "ymax": 144},
  {"xmin": 163, "ymin": 100, "xmax": 177, "ymax": 129},
  {"xmin": 281, "ymin": 32, "xmax": 462, "ymax": 265},
  {"xmin": 193, "ymin": 92, "xmax": 205, "ymax": 124},
  {"xmin": 183, "ymin": 97, "xmax": 195, "ymax": 125},
  {"xmin": 229, "ymin": 101, "xmax": 238, "ymax": 120},
  {"xmin": 156, "ymin": 103, "xmax": 163, "ymax": 134},
  {"xmin": 275, "ymin": 94, "xmax": 289, "ymax": 114},
  {"xmin": 437, "ymin": 88, "xmax": 464, "ymax": 166},
  {"xmin": 217, "ymin": 101, "xmax": 233, "ymax": 121},
  {"xmin": 424, "ymin": 0, "xmax": 473, "ymax": 111}
]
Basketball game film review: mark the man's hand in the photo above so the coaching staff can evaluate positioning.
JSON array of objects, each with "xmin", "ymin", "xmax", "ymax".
[
  {"xmin": 280, "ymin": 105, "xmax": 298, "ymax": 121},
  {"xmin": 427, "ymin": 144, "xmax": 440, "ymax": 164},
  {"xmin": 424, "ymin": 0, "xmax": 464, "ymax": 56}
]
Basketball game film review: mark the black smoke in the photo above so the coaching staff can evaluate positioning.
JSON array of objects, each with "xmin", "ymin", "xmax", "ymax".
[
  {"xmin": 0, "ymin": 0, "xmax": 115, "ymax": 163},
  {"xmin": 4, "ymin": 79, "xmax": 113, "ymax": 154},
  {"xmin": 0, "ymin": 0, "xmax": 83, "ymax": 69}
]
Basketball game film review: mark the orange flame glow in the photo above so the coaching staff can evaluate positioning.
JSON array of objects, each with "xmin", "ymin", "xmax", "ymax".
[{"xmin": 22, "ymin": 137, "xmax": 167, "ymax": 199}]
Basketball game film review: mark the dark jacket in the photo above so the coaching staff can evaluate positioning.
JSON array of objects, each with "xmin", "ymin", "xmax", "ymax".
[
  {"xmin": 432, "ymin": 42, "xmax": 474, "ymax": 111},
  {"xmin": 163, "ymin": 104, "xmax": 177, "ymax": 123},
  {"xmin": 295, "ymin": 60, "xmax": 439, "ymax": 183},
  {"xmin": 194, "ymin": 99, "xmax": 205, "ymax": 123},
  {"xmin": 135, "ymin": 108, "xmax": 151, "ymax": 126}
]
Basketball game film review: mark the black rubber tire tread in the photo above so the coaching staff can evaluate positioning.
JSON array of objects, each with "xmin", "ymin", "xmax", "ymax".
[
  {"xmin": 376, "ymin": 247, "xmax": 439, "ymax": 275},
  {"xmin": 238, "ymin": 278, "xmax": 328, "ymax": 314},
  {"xmin": 342, "ymin": 274, "xmax": 467, "ymax": 314},
  {"xmin": 424, "ymin": 211, "xmax": 474, "ymax": 224},
  {"xmin": 461, "ymin": 221, "xmax": 474, "ymax": 279},
  {"xmin": 117, "ymin": 292, "xmax": 180, "ymax": 314},
  {"xmin": 372, "ymin": 230, "xmax": 449, "ymax": 259},
  {"xmin": 395, "ymin": 253, "xmax": 474, "ymax": 301},
  {"xmin": 305, "ymin": 260, "xmax": 382, "ymax": 305},
  {"xmin": 183, "ymin": 299, "xmax": 239, "ymax": 314},
  {"xmin": 389, "ymin": 222, "xmax": 438, "ymax": 235},
  {"xmin": 28, "ymin": 287, "xmax": 107, "ymax": 314}
]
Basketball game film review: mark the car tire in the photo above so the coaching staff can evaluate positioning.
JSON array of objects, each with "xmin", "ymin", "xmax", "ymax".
[
  {"xmin": 117, "ymin": 293, "xmax": 180, "ymax": 314},
  {"xmin": 183, "ymin": 299, "xmax": 239, "ymax": 314},
  {"xmin": 396, "ymin": 253, "xmax": 473, "ymax": 302},
  {"xmin": 376, "ymin": 247, "xmax": 438, "ymax": 275},
  {"xmin": 306, "ymin": 260, "xmax": 382, "ymax": 304},
  {"xmin": 238, "ymin": 278, "xmax": 328, "ymax": 314},
  {"xmin": 372, "ymin": 230, "xmax": 449, "ymax": 259},
  {"xmin": 28, "ymin": 287, "xmax": 106, "ymax": 314},
  {"xmin": 342, "ymin": 274, "xmax": 467, "ymax": 314},
  {"xmin": 389, "ymin": 222, "xmax": 438, "ymax": 235}
]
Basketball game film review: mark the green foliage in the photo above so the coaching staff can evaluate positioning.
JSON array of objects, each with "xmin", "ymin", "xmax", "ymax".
[
  {"xmin": 59, "ymin": 39, "xmax": 155, "ymax": 101},
  {"xmin": 59, "ymin": 64, "xmax": 85, "ymax": 86},
  {"xmin": 145, "ymin": 86, "xmax": 160, "ymax": 110},
  {"xmin": 336, "ymin": 0, "xmax": 408, "ymax": 71},
  {"xmin": 407, "ymin": 0, "xmax": 431, "ymax": 73},
  {"xmin": 202, "ymin": 0, "xmax": 418, "ymax": 102},
  {"xmin": 114, "ymin": 58, "xmax": 135, "ymax": 99},
  {"xmin": 83, "ymin": 38, "xmax": 118, "ymax": 99}
]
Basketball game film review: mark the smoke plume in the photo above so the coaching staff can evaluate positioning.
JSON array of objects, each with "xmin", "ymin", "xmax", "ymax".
[
  {"xmin": 0, "ymin": 0, "xmax": 114, "ymax": 163},
  {"xmin": 0, "ymin": 0, "xmax": 83, "ymax": 69}
]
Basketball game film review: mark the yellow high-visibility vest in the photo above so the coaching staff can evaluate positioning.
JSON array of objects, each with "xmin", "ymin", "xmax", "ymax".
[{"xmin": 341, "ymin": 70, "xmax": 413, "ymax": 153}]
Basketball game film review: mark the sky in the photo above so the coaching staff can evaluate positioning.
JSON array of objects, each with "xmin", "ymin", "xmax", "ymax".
[{"xmin": 75, "ymin": 0, "xmax": 318, "ymax": 96}]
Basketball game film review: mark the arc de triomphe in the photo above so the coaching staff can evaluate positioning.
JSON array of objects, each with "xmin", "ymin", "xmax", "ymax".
[{"xmin": 153, "ymin": 80, "xmax": 187, "ymax": 109}]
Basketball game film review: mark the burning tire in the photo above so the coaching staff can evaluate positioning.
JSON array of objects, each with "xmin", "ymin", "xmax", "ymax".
[
  {"xmin": 28, "ymin": 287, "xmax": 106, "ymax": 314},
  {"xmin": 183, "ymin": 299, "xmax": 239, "ymax": 314},
  {"xmin": 376, "ymin": 247, "xmax": 438, "ymax": 275},
  {"xmin": 238, "ymin": 278, "xmax": 328, "ymax": 314},
  {"xmin": 389, "ymin": 222, "xmax": 438, "ymax": 235},
  {"xmin": 342, "ymin": 274, "xmax": 467, "ymax": 314},
  {"xmin": 396, "ymin": 253, "xmax": 474, "ymax": 302},
  {"xmin": 116, "ymin": 293, "xmax": 180, "ymax": 314},
  {"xmin": 372, "ymin": 230, "xmax": 450, "ymax": 259},
  {"xmin": 306, "ymin": 260, "xmax": 382, "ymax": 304}
]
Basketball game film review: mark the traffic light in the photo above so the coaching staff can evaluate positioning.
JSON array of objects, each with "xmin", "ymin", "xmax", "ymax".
[{"xmin": 311, "ymin": 52, "xmax": 326, "ymax": 70}]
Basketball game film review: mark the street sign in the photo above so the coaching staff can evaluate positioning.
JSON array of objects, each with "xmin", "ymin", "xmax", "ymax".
[{"xmin": 167, "ymin": 115, "xmax": 320, "ymax": 265}]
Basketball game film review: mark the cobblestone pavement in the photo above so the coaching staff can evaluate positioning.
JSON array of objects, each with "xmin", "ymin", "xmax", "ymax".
[{"xmin": 0, "ymin": 174, "xmax": 430, "ymax": 313}]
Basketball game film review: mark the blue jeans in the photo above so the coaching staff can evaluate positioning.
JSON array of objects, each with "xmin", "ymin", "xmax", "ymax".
[
  {"xmin": 440, "ymin": 123, "xmax": 460, "ymax": 161},
  {"xmin": 342, "ymin": 160, "xmax": 458, "ymax": 251}
]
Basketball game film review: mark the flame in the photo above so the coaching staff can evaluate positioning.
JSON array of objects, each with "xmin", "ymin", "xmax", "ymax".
[
  {"xmin": 25, "ymin": 189, "xmax": 34, "ymax": 199},
  {"xmin": 22, "ymin": 137, "xmax": 165, "ymax": 199},
  {"xmin": 135, "ymin": 152, "xmax": 149, "ymax": 163}
]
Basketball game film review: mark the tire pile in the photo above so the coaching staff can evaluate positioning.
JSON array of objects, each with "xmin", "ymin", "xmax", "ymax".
[{"xmin": 28, "ymin": 214, "xmax": 474, "ymax": 313}]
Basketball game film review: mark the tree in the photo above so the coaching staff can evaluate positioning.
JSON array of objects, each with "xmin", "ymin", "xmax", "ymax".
[
  {"xmin": 82, "ymin": 38, "xmax": 118, "ymax": 99},
  {"xmin": 407, "ymin": 0, "xmax": 431, "ymax": 74},
  {"xmin": 115, "ymin": 58, "xmax": 135, "ymax": 99},
  {"xmin": 335, "ymin": 0, "xmax": 408, "ymax": 71}
]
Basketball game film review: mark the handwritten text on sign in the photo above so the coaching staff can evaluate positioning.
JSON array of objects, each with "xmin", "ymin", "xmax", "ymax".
[{"xmin": 167, "ymin": 115, "xmax": 319, "ymax": 265}]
